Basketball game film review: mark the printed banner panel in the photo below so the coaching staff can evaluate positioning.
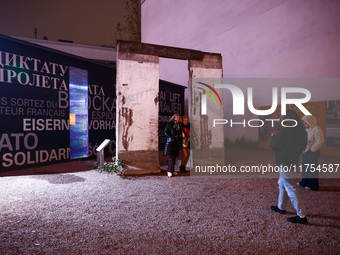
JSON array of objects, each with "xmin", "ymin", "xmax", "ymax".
[{"xmin": 0, "ymin": 35, "xmax": 116, "ymax": 172}]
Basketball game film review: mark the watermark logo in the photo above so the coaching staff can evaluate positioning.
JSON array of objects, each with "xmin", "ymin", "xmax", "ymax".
[
  {"xmin": 196, "ymin": 82, "xmax": 223, "ymax": 113},
  {"xmin": 196, "ymin": 83, "xmax": 312, "ymax": 116}
]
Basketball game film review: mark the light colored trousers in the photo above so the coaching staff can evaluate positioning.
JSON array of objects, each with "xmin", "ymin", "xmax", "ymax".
[{"xmin": 277, "ymin": 169, "xmax": 307, "ymax": 216}]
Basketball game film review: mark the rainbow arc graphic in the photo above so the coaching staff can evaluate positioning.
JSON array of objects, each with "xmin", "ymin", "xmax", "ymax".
[{"xmin": 196, "ymin": 82, "xmax": 223, "ymax": 106}]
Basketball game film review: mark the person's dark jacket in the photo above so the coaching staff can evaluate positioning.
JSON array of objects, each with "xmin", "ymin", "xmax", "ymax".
[
  {"xmin": 270, "ymin": 125, "xmax": 307, "ymax": 167},
  {"xmin": 163, "ymin": 120, "xmax": 182, "ymax": 157}
]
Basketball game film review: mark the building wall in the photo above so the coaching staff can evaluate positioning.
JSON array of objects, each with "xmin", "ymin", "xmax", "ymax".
[
  {"xmin": 141, "ymin": 0, "xmax": 340, "ymax": 142},
  {"xmin": 142, "ymin": 0, "xmax": 340, "ymax": 77}
]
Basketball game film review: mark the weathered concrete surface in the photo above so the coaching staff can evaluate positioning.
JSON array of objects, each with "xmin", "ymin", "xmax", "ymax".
[
  {"xmin": 189, "ymin": 53, "xmax": 224, "ymax": 165},
  {"xmin": 116, "ymin": 43, "xmax": 160, "ymax": 174},
  {"xmin": 117, "ymin": 40, "xmax": 204, "ymax": 60}
]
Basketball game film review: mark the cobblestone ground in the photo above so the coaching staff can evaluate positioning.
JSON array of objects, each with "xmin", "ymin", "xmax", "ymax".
[{"xmin": 1, "ymin": 149, "xmax": 339, "ymax": 255}]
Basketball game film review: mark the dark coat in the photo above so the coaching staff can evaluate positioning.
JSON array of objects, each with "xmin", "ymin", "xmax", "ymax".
[
  {"xmin": 270, "ymin": 125, "xmax": 307, "ymax": 167},
  {"xmin": 163, "ymin": 120, "xmax": 182, "ymax": 157}
]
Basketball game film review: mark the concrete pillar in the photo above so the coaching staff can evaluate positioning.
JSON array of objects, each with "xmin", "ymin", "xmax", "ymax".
[
  {"xmin": 189, "ymin": 53, "xmax": 225, "ymax": 166},
  {"xmin": 116, "ymin": 43, "xmax": 160, "ymax": 174}
]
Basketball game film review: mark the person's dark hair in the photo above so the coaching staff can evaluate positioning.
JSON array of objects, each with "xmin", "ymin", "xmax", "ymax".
[{"xmin": 284, "ymin": 109, "xmax": 304, "ymax": 128}]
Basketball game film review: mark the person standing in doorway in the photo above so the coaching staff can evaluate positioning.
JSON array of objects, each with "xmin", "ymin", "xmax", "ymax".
[
  {"xmin": 179, "ymin": 116, "xmax": 191, "ymax": 173},
  {"xmin": 270, "ymin": 109, "xmax": 308, "ymax": 224},
  {"xmin": 164, "ymin": 113, "xmax": 182, "ymax": 177},
  {"xmin": 298, "ymin": 115, "xmax": 324, "ymax": 191}
]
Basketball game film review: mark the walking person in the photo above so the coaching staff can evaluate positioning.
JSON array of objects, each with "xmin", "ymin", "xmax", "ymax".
[
  {"xmin": 270, "ymin": 109, "xmax": 308, "ymax": 224},
  {"xmin": 297, "ymin": 115, "xmax": 324, "ymax": 191},
  {"xmin": 164, "ymin": 113, "xmax": 182, "ymax": 177}
]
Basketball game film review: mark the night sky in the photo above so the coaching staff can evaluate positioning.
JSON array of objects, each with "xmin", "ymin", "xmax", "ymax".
[{"xmin": 0, "ymin": 0, "xmax": 128, "ymax": 47}]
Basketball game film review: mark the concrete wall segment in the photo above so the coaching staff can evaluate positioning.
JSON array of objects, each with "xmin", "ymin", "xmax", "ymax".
[{"xmin": 116, "ymin": 42, "xmax": 161, "ymax": 173}]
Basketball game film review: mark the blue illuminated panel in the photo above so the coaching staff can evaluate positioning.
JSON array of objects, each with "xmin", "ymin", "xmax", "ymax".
[{"xmin": 69, "ymin": 67, "xmax": 88, "ymax": 159}]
